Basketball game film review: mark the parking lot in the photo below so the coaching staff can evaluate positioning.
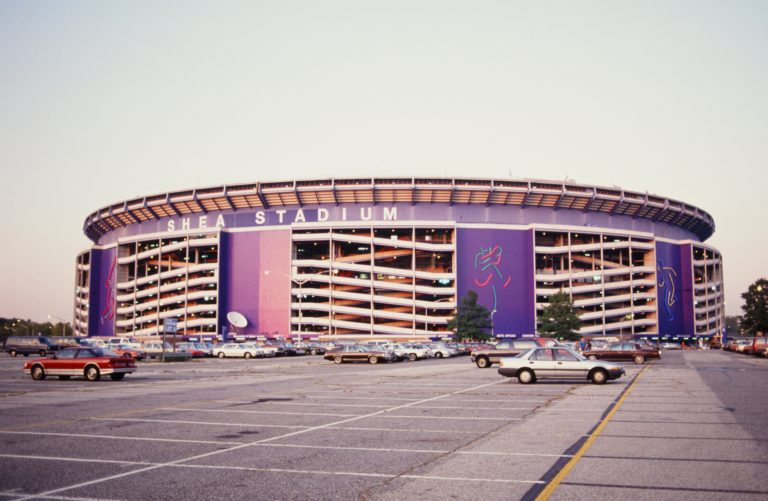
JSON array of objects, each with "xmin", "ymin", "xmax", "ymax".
[{"xmin": 1, "ymin": 350, "xmax": 767, "ymax": 500}]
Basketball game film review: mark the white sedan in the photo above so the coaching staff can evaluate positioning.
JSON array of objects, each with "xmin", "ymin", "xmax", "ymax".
[
  {"xmin": 498, "ymin": 346, "xmax": 625, "ymax": 385},
  {"xmin": 212, "ymin": 343, "xmax": 268, "ymax": 359}
]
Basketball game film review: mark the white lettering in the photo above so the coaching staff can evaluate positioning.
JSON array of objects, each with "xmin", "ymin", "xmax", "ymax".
[
  {"xmin": 276, "ymin": 210, "xmax": 287, "ymax": 223},
  {"xmin": 167, "ymin": 220, "xmax": 176, "ymax": 231},
  {"xmin": 181, "ymin": 218, "xmax": 191, "ymax": 230},
  {"xmin": 383, "ymin": 206, "xmax": 397, "ymax": 221},
  {"xmin": 317, "ymin": 208, "xmax": 329, "ymax": 222},
  {"xmin": 360, "ymin": 207, "xmax": 372, "ymax": 221},
  {"xmin": 198, "ymin": 215, "xmax": 208, "ymax": 228},
  {"xmin": 255, "ymin": 211, "xmax": 265, "ymax": 225},
  {"xmin": 216, "ymin": 214, "xmax": 226, "ymax": 227},
  {"xmin": 294, "ymin": 208, "xmax": 306, "ymax": 223}
]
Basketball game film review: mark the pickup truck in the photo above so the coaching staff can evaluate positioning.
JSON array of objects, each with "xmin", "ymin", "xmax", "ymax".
[{"xmin": 470, "ymin": 338, "xmax": 560, "ymax": 368}]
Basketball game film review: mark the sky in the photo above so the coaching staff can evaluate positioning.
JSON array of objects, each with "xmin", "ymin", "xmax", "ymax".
[{"xmin": 1, "ymin": 1, "xmax": 766, "ymax": 322}]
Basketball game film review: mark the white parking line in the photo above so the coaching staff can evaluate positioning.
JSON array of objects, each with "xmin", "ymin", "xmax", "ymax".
[
  {"xmin": 208, "ymin": 399, "xmax": 538, "ymax": 411},
  {"xmin": 302, "ymin": 395, "xmax": 552, "ymax": 404},
  {"xmin": 0, "ymin": 454, "xmax": 545, "ymax": 486},
  {"xmin": 17, "ymin": 379, "xmax": 508, "ymax": 500},
  {"xmin": 0, "ymin": 434, "xmax": 575, "ymax": 457},
  {"xmin": 92, "ymin": 418, "xmax": 481, "ymax": 434},
  {"xmin": 92, "ymin": 417, "xmax": 305, "ymax": 429},
  {"xmin": 0, "ymin": 490, "xmax": 121, "ymax": 501},
  {"xmin": 162, "ymin": 407, "xmax": 521, "ymax": 421}
]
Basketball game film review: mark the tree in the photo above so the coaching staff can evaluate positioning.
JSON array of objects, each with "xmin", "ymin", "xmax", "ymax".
[
  {"xmin": 741, "ymin": 278, "xmax": 768, "ymax": 335},
  {"xmin": 538, "ymin": 291, "xmax": 581, "ymax": 341},
  {"xmin": 446, "ymin": 290, "xmax": 493, "ymax": 342}
]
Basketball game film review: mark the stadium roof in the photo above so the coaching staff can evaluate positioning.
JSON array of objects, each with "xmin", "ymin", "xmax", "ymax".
[{"xmin": 83, "ymin": 177, "xmax": 715, "ymax": 242}]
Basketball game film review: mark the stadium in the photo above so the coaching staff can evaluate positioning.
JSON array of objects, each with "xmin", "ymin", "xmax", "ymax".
[{"xmin": 73, "ymin": 177, "xmax": 724, "ymax": 344}]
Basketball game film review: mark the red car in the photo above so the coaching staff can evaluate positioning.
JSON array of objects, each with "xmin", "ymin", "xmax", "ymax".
[
  {"xmin": 23, "ymin": 347, "xmax": 137, "ymax": 381},
  {"xmin": 108, "ymin": 344, "xmax": 148, "ymax": 361}
]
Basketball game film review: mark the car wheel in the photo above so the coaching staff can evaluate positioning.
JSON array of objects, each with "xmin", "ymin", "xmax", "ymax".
[
  {"xmin": 476, "ymin": 357, "xmax": 491, "ymax": 368},
  {"xmin": 9, "ymin": 350, "xmax": 17, "ymax": 357},
  {"xmin": 518, "ymin": 369, "xmax": 535, "ymax": 384},
  {"xmin": 434, "ymin": 352, "xmax": 443, "ymax": 359},
  {"xmin": 588, "ymin": 355, "xmax": 597, "ymax": 360},
  {"xmin": 244, "ymin": 352, "xmax": 252, "ymax": 359},
  {"xmin": 369, "ymin": 356, "xmax": 378, "ymax": 364},
  {"xmin": 217, "ymin": 352, "xmax": 225, "ymax": 358},
  {"xmin": 408, "ymin": 353, "xmax": 417, "ymax": 361},
  {"xmin": 39, "ymin": 350, "xmax": 47, "ymax": 357},
  {"xmin": 310, "ymin": 349, "xmax": 317, "ymax": 356},
  {"xmin": 110, "ymin": 373, "xmax": 125, "ymax": 381},
  {"xmin": 334, "ymin": 356, "xmax": 343, "ymax": 364},
  {"xmin": 123, "ymin": 353, "xmax": 133, "ymax": 359},
  {"xmin": 31, "ymin": 364, "xmax": 46, "ymax": 380},
  {"xmin": 58, "ymin": 376, "xmax": 71, "ymax": 380},
  {"xmin": 633, "ymin": 355, "xmax": 645, "ymax": 364},
  {"xmin": 590, "ymin": 369, "xmax": 607, "ymax": 385},
  {"xmin": 85, "ymin": 365, "xmax": 101, "ymax": 382}
]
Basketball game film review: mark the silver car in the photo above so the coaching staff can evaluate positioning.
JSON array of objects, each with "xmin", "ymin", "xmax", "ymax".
[{"xmin": 498, "ymin": 346, "xmax": 625, "ymax": 385}]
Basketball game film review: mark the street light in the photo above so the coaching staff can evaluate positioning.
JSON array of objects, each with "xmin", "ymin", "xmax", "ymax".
[
  {"xmin": 48, "ymin": 315, "xmax": 68, "ymax": 338},
  {"xmin": 491, "ymin": 309, "xmax": 497, "ymax": 338},
  {"xmin": 425, "ymin": 297, "xmax": 454, "ymax": 338},
  {"xmin": 265, "ymin": 268, "xmax": 334, "ymax": 343}
]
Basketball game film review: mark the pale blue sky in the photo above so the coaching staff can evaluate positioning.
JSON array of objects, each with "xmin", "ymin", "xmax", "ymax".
[{"xmin": 1, "ymin": 1, "xmax": 766, "ymax": 321}]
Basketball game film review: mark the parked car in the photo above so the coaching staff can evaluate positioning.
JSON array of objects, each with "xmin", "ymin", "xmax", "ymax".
[
  {"xmin": 4, "ymin": 336, "xmax": 61, "ymax": 357},
  {"xmin": 302, "ymin": 343, "xmax": 327, "ymax": 356},
  {"xmin": 141, "ymin": 342, "xmax": 173, "ymax": 359},
  {"xmin": 498, "ymin": 346, "xmax": 625, "ymax": 385},
  {"xmin": 56, "ymin": 336, "xmax": 91, "ymax": 348},
  {"xmin": 280, "ymin": 343, "xmax": 307, "ymax": 356},
  {"xmin": 581, "ymin": 342, "xmax": 660, "ymax": 364},
  {"xmin": 728, "ymin": 339, "xmax": 751, "ymax": 353},
  {"xmin": 212, "ymin": 343, "xmax": 268, "ymax": 359},
  {"xmin": 394, "ymin": 343, "xmax": 433, "ymax": 361},
  {"xmin": 107, "ymin": 344, "xmax": 148, "ymax": 361},
  {"xmin": 23, "ymin": 347, "xmax": 137, "ymax": 381},
  {"xmin": 324, "ymin": 345, "xmax": 398, "ymax": 364},
  {"xmin": 445, "ymin": 343, "xmax": 470, "ymax": 356},
  {"xmin": 107, "ymin": 337, "xmax": 142, "ymax": 349},
  {"xmin": 471, "ymin": 338, "xmax": 559, "ymax": 368},
  {"xmin": 175, "ymin": 342, "xmax": 207, "ymax": 358},
  {"xmin": 745, "ymin": 337, "xmax": 768, "ymax": 356},
  {"xmin": 429, "ymin": 342, "xmax": 459, "ymax": 359}
]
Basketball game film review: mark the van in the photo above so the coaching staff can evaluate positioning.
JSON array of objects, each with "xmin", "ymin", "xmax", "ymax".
[{"xmin": 4, "ymin": 336, "xmax": 60, "ymax": 357}]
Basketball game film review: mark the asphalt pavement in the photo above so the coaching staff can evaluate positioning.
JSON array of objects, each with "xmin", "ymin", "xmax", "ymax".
[{"xmin": 0, "ymin": 349, "xmax": 766, "ymax": 500}]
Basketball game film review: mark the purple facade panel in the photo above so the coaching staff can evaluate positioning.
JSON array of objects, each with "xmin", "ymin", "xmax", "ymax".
[
  {"xmin": 220, "ymin": 229, "xmax": 291, "ymax": 337},
  {"xmin": 88, "ymin": 247, "xmax": 117, "ymax": 338},
  {"xmin": 457, "ymin": 228, "xmax": 536, "ymax": 336},
  {"xmin": 655, "ymin": 241, "xmax": 686, "ymax": 335},
  {"xmin": 679, "ymin": 243, "xmax": 695, "ymax": 335}
]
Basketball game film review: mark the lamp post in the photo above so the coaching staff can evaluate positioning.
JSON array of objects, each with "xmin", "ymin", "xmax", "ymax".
[
  {"xmin": 48, "ymin": 315, "xmax": 68, "ymax": 338},
  {"xmin": 491, "ymin": 309, "xmax": 497, "ymax": 338},
  {"xmin": 425, "ymin": 297, "xmax": 454, "ymax": 339},
  {"xmin": 265, "ymin": 268, "xmax": 334, "ymax": 343}
]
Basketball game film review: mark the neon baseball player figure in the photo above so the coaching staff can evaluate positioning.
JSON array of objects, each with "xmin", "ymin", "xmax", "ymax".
[
  {"xmin": 474, "ymin": 245, "xmax": 512, "ymax": 312},
  {"xmin": 657, "ymin": 259, "xmax": 677, "ymax": 322}
]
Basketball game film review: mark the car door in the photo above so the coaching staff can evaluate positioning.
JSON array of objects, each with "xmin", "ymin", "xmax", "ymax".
[
  {"xmin": 48, "ymin": 349, "xmax": 77, "ymax": 376},
  {"xmin": 554, "ymin": 348, "xmax": 588, "ymax": 379},
  {"xmin": 605, "ymin": 343, "xmax": 627, "ymax": 361},
  {"xmin": 528, "ymin": 348, "xmax": 557, "ymax": 378}
]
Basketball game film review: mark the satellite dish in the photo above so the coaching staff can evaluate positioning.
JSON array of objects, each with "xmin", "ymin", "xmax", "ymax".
[{"xmin": 227, "ymin": 311, "xmax": 248, "ymax": 329}]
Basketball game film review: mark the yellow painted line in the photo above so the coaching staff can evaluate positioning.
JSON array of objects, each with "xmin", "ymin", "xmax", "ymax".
[{"xmin": 535, "ymin": 364, "xmax": 651, "ymax": 501}]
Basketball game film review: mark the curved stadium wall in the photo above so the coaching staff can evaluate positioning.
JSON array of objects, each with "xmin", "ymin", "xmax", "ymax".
[{"xmin": 73, "ymin": 177, "xmax": 724, "ymax": 343}]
